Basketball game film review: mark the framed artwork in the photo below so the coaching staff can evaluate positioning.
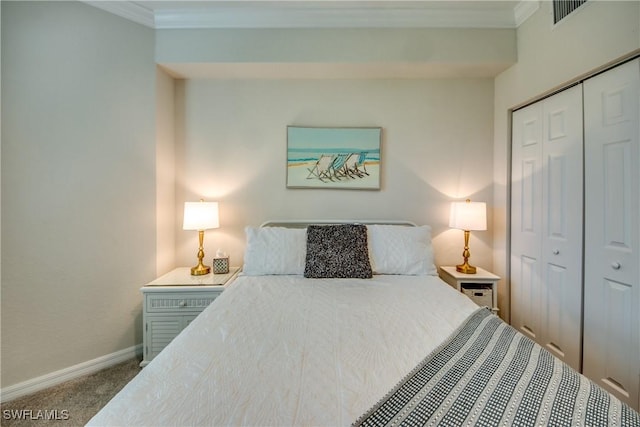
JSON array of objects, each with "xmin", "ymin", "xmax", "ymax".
[{"xmin": 286, "ymin": 126, "xmax": 382, "ymax": 190}]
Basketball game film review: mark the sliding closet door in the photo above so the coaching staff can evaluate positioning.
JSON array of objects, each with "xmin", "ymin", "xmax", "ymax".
[
  {"xmin": 583, "ymin": 58, "xmax": 639, "ymax": 410},
  {"xmin": 511, "ymin": 103, "xmax": 543, "ymax": 344},
  {"xmin": 539, "ymin": 85, "xmax": 583, "ymax": 370},
  {"xmin": 511, "ymin": 85, "xmax": 583, "ymax": 370}
]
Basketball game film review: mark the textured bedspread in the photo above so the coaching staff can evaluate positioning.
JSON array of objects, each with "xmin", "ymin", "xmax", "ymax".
[
  {"xmin": 87, "ymin": 274, "xmax": 479, "ymax": 426},
  {"xmin": 355, "ymin": 308, "xmax": 640, "ymax": 427}
]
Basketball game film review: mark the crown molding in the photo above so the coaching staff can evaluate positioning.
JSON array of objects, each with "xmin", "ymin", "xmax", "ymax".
[
  {"xmin": 514, "ymin": 0, "xmax": 539, "ymax": 27},
  {"xmin": 82, "ymin": 1, "xmax": 155, "ymax": 28},
  {"xmin": 81, "ymin": 1, "xmax": 537, "ymax": 30},
  {"xmin": 154, "ymin": 6, "xmax": 517, "ymax": 29}
]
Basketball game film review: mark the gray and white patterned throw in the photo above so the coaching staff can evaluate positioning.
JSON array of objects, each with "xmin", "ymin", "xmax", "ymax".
[{"xmin": 354, "ymin": 308, "xmax": 640, "ymax": 427}]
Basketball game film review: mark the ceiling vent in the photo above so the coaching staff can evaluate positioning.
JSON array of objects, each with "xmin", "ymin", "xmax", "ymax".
[{"xmin": 553, "ymin": 0, "xmax": 588, "ymax": 24}]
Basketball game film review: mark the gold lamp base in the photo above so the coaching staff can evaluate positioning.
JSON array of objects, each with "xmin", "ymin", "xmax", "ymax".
[
  {"xmin": 456, "ymin": 229, "xmax": 477, "ymax": 274},
  {"xmin": 190, "ymin": 230, "xmax": 211, "ymax": 276},
  {"xmin": 456, "ymin": 262, "xmax": 477, "ymax": 274},
  {"xmin": 191, "ymin": 263, "xmax": 211, "ymax": 276}
]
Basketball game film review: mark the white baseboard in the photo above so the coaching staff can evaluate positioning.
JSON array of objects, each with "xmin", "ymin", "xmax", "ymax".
[{"xmin": 0, "ymin": 344, "xmax": 142, "ymax": 403}]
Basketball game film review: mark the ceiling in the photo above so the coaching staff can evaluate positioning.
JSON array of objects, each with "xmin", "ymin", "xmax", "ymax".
[{"xmin": 85, "ymin": 1, "xmax": 539, "ymax": 29}]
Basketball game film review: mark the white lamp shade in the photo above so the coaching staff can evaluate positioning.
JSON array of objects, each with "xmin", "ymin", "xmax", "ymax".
[
  {"xmin": 183, "ymin": 201, "xmax": 220, "ymax": 231},
  {"xmin": 449, "ymin": 200, "xmax": 487, "ymax": 231}
]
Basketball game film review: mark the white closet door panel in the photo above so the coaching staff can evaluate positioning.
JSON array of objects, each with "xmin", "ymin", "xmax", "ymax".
[
  {"xmin": 511, "ymin": 103, "xmax": 543, "ymax": 340},
  {"xmin": 584, "ymin": 58, "xmax": 639, "ymax": 410},
  {"xmin": 512, "ymin": 104, "xmax": 544, "ymax": 251},
  {"xmin": 520, "ymin": 160, "xmax": 538, "ymax": 234},
  {"xmin": 513, "ymin": 255, "xmax": 541, "ymax": 340},
  {"xmin": 540, "ymin": 85, "xmax": 584, "ymax": 370},
  {"xmin": 601, "ymin": 278, "xmax": 635, "ymax": 397},
  {"xmin": 543, "ymin": 263, "xmax": 570, "ymax": 359},
  {"xmin": 600, "ymin": 126, "xmax": 636, "ymax": 276}
]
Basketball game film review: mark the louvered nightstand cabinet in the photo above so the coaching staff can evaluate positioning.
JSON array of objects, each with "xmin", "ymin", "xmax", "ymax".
[{"xmin": 140, "ymin": 267, "xmax": 240, "ymax": 367}]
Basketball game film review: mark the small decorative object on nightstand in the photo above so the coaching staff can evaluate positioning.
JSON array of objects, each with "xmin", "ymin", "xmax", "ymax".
[
  {"xmin": 212, "ymin": 249, "xmax": 230, "ymax": 274},
  {"xmin": 140, "ymin": 266, "xmax": 239, "ymax": 366},
  {"xmin": 439, "ymin": 266, "xmax": 500, "ymax": 313}
]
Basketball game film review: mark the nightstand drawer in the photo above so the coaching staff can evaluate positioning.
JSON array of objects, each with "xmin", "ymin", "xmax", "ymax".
[{"xmin": 145, "ymin": 291, "xmax": 222, "ymax": 313}]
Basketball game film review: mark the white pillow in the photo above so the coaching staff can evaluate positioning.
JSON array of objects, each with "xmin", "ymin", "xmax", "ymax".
[
  {"xmin": 242, "ymin": 226, "xmax": 306, "ymax": 275},
  {"xmin": 367, "ymin": 224, "xmax": 437, "ymax": 275}
]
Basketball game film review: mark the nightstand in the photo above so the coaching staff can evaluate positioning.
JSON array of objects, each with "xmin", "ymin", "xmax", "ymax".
[
  {"xmin": 439, "ymin": 266, "xmax": 500, "ymax": 313},
  {"xmin": 140, "ymin": 266, "xmax": 240, "ymax": 367}
]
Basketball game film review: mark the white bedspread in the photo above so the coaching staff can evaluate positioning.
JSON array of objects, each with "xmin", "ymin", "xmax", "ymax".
[{"xmin": 88, "ymin": 274, "xmax": 478, "ymax": 427}]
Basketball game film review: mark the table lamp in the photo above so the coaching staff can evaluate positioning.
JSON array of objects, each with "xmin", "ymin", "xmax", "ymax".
[
  {"xmin": 183, "ymin": 200, "xmax": 219, "ymax": 276},
  {"xmin": 449, "ymin": 199, "xmax": 487, "ymax": 274}
]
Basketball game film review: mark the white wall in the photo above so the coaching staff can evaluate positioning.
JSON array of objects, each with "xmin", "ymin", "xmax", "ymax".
[
  {"xmin": 174, "ymin": 78, "xmax": 495, "ymax": 273},
  {"xmin": 156, "ymin": 67, "xmax": 176, "ymax": 277},
  {"xmin": 156, "ymin": 27, "xmax": 516, "ymax": 79},
  {"xmin": 493, "ymin": 1, "xmax": 640, "ymax": 322},
  {"xmin": 1, "ymin": 1, "xmax": 157, "ymax": 387}
]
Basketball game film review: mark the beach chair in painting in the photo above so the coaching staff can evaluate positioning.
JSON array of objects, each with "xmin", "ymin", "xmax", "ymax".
[
  {"xmin": 307, "ymin": 154, "xmax": 336, "ymax": 182},
  {"xmin": 353, "ymin": 152, "xmax": 369, "ymax": 176},
  {"xmin": 339, "ymin": 152, "xmax": 369, "ymax": 178},
  {"xmin": 330, "ymin": 153, "xmax": 350, "ymax": 180},
  {"xmin": 329, "ymin": 153, "xmax": 356, "ymax": 179},
  {"xmin": 343, "ymin": 152, "xmax": 365, "ymax": 178}
]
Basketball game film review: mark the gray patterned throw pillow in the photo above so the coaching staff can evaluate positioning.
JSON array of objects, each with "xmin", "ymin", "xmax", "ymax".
[{"xmin": 304, "ymin": 224, "xmax": 373, "ymax": 279}]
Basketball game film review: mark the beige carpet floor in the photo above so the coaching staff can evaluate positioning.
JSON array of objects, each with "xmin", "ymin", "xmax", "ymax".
[{"xmin": 1, "ymin": 358, "xmax": 141, "ymax": 427}]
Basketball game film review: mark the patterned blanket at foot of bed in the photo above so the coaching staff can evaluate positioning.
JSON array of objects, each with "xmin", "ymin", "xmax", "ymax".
[{"xmin": 354, "ymin": 308, "xmax": 640, "ymax": 427}]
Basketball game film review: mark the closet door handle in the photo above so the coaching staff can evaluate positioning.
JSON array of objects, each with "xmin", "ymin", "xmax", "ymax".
[
  {"xmin": 611, "ymin": 261, "xmax": 621, "ymax": 270},
  {"xmin": 552, "ymin": 249, "xmax": 560, "ymax": 255}
]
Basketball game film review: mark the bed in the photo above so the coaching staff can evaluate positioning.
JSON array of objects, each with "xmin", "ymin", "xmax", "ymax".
[{"xmin": 88, "ymin": 221, "xmax": 639, "ymax": 426}]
